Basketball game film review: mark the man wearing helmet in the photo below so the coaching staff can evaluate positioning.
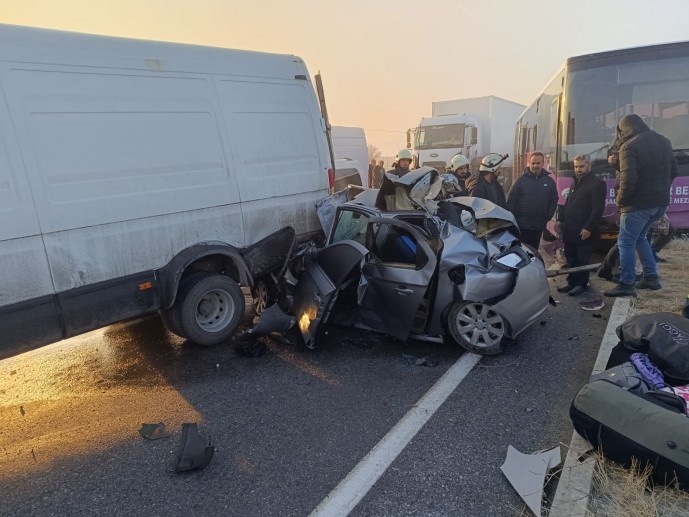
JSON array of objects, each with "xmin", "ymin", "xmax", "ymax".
[
  {"xmin": 388, "ymin": 148, "xmax": 414, "ymax": 178},
  {"xmin": 449, "ymin": 153, "xmax": 471, "ymax": 194},
  {"xmin": 466, "ymin": 153, "xmax": 507, "ymax": 208},
  {"xmin": 506, "ymin": 151, "xmax": 558, "ymax": 251}
]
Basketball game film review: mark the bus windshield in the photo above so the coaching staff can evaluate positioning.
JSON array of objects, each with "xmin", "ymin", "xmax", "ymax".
[
  {"xmin": 415, "ymin": 124, "xmax": 465, "ymax": 150},
  {"xmin": 563, "ymin": 54, "xmax": 689, "ymax": 179}
]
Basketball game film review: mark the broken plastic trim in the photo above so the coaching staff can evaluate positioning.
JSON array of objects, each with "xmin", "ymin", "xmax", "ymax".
[{"xmin": 175, "ymin": 423, "xmax": 215, "ymax": 473}]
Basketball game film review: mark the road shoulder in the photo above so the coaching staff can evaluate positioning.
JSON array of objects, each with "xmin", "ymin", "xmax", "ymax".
[{"xmin": 549, "ymin": 296, "xmax": 631, "ymax": 516}]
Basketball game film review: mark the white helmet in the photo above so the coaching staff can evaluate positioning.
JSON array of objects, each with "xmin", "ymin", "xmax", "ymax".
[
  {"xmin": 396, "ymin": 148, "xmax": 414, "ymax": 161},
  {"xmin": 450, "ymin": 154, "xmax": 470, "ymax": 171},
  {"xmin": 479, "ymin": 153, "xmax": 506, "ymax": 174}
]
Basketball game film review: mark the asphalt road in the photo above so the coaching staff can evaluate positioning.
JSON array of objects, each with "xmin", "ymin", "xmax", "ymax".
[{"xmin": 0, "ymin": 276, "xmax": 612, "ymax": 517}]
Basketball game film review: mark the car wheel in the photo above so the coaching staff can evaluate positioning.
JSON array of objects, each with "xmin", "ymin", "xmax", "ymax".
[
  {"xmin": 172, "ymin": 273, "xmax": 245, "ymax": 346},
  {"xmin": 447, "ymin": 300, "xmax": 506, "ymax": 355},
  {"xmin": 251, "ymin": 276, "xmax": 277, "ymax": 315}
]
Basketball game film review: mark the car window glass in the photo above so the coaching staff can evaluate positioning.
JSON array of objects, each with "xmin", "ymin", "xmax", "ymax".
[{"xmin": 331, "ymin": 209, "xmax": 369, "ymax": 245}]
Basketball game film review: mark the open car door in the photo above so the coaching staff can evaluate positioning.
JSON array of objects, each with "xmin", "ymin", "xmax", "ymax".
[{"xmin": 358, "ymin": 217, "xmax": 437, "ymax": 340}]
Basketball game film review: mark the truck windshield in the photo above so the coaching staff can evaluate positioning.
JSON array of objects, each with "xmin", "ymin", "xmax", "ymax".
[
  {"xmin": 415, "ymin": 124, "xmax": 465, "ymax": 150},
  {"xmin": 562, "ymin": 54, "xmax": 689, "ymax": 179}
]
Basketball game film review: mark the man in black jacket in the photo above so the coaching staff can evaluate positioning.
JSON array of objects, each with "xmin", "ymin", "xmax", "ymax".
[
  {"xmin": 466, "ymin": 153, "xmax": 507, "ymax": 208},
  {"xmin": 604, "ymin": 115, "xmax": 678, "ymax": 297},
  {"xmin": 506, "ymin": 152, "xmax": 558, "ymax": 250},
  {"xmin": 555, "ymin": 154, "xmax": 606, "ymax": 296}
]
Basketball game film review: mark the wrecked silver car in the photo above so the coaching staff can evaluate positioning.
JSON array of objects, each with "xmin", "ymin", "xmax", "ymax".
[{"xmin": 253, "ymin": 168, "xmax": 550, "ymax": 355}]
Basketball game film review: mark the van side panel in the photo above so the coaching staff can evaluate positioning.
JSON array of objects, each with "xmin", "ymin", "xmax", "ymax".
[
  {"xmin": 216, "ymin": 78, "xmax": 329, "ymax": 240},
  {"xmin": 42, "ymin": 206, "xmax": 244, "ymax": 292},
  {"xmin": 0, "ymin": 79, "xmax": 61, "ymax": 358},
  {"xmin": 1, "ymin": 67, "xmax": 240, "ymax": 233}
]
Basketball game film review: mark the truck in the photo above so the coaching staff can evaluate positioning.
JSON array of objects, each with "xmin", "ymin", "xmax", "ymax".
[
  {"xmin": 331, "ymin": 126, "xmax": 368, "ymax": 188},
  {"xmin": 0, "ymin": 24, "xmax": 332, "ymax": 360},
  {"xmin": 410, "ymin": 96, "xmax": 525, "ymax": 191}
]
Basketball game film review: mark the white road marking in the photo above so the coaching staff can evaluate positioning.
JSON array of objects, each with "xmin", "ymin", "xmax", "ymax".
[{"xmin": 309, "ymin": 352, "xmax": 482, "ymax": 516}]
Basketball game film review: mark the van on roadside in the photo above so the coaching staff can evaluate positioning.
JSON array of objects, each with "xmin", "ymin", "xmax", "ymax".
[{"xmin": 0, "ymin": 24, "xmax": 331, "ymax": 359}]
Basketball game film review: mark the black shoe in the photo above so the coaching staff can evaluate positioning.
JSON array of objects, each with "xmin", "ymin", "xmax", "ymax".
[
  {"xmin": 557, "ymin": 284, "xmax": 575, "ymax": 293},
  {"xmin": 568, "ymin": 285, "xmax": 588, "ymax": 297},
  {"xmin": 604, "ymin": 283, "xmax": 638, "ymax": 297},
  {"xmin": 635, "ymin": 276, "xmax": 662, "ymax": 290}
]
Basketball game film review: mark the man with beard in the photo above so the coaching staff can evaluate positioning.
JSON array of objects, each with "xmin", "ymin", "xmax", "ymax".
[
  {"xmin": 555, "ymin": 154, "xmax": 606, "ymax": 296},
  {"xmin": 506, "ymin": 151, "xmax": 558, "ymax": 251}
]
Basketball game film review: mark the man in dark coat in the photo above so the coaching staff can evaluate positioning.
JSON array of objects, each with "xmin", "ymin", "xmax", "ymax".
[
  {"xmin": 555, "ymin": 154, "xmax": 606, "ymax": 296},
  {"xmin": 604, "ymin": 114, "xmax": 678, "ymax": 297},
  {"xmin": 506, "ymin": 151, "xmax": 558, "ymax": 251},
  {"xmin": 466, "ymin": 153, "xmax": 507, "ymax": 208}
]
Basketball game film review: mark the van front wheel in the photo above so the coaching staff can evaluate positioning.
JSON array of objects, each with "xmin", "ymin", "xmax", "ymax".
[{"xmin": 173, "ymin": 273, "xmax": 245, "ymax": 346}]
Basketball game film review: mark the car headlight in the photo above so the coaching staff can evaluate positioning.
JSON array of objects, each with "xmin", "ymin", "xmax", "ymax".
[{"xmin": 495, "ymin": 251, "xmax": 526, "ymax": 269}]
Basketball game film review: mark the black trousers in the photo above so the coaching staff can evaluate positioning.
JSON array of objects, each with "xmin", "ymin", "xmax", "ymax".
[
  {"xmin": 520, "ymin": 229, "xmax": 543, "ymax": 251},
  {"xmin": 564, "ymin": 239, "xmax": 593, "ymax": 287}
]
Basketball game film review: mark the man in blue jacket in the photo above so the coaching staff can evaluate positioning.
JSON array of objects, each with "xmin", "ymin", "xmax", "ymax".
[
  {"xmin": 604, "ymin": 114, "xmax": 678, "ymax": 297},
  {"xmin": 555, "ymin": 154, "xmax": 606, "ymax": 296},
  {"xmin": 506, "ymin": 152, "xmax": 558, "ymax": 250}
]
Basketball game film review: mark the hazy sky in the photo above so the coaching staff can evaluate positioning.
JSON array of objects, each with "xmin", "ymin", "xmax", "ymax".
[{"xmin": 2, "ymin": 0, "xmax": 689, "ymax": 156}]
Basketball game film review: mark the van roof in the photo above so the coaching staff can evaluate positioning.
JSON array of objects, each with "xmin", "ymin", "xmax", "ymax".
[{"xmin": 0, "ymin": 23, "xmax": 309, "ymax": 80}]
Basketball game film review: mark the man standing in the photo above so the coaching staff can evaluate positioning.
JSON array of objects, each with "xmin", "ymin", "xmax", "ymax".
[
  {"xmin": 604, "ymin": 114, "xmax": 678, "ymax": 297},
  {"xmin": 371, "ymin": 160, "xmax": 386, "ymax": 188},
  {"xmin": 376, "ymin": 148, "xmax": 415, "ymax": 209},
  {"xmin": 555, "ymin": 154, "xmax": 606, "ymax": 296},
  {"xmin": 368, "ymin": 158, "xmax": 377, "ymax": 188},
  {"xmin": 449, "ymin": 153, "xmax": 471, "ymax": 194},
  {"xmin": 466, "ymin": 153, "xmax": 507, "ymax": 208},
  {"xmin": 506, "ymin": 152, "xmax": 558, "ymax": 251}
]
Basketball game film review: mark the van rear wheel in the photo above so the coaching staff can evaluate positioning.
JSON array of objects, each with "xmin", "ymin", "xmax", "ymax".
[{"xmin": 173, "ymin": 273, "xmax": 245, "ymax": 346}]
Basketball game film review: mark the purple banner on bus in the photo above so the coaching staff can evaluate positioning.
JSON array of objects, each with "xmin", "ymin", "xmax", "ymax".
[{"xmin": 555, "ymin": 176, "xmax": 689, "ymax": 231}]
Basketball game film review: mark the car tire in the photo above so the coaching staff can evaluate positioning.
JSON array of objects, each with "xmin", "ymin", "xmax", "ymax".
[
  {"xmin": 446, "ymin": 300, "xmax": 506, "ymax": 355},
  {"xmin": 251, "ymin": 276, "xmax": 278, "ymax": 316},
  {"xmin": 172, "ymin": 273, "xmax": 245, "ymax": 346}
]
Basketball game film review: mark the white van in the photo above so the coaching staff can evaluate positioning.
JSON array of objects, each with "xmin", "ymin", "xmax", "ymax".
[
  {"xmin": 0, "ymin": 24, "xmax": 331, "ymax": 359},
  {"xmin": 331, "ymin": 126, "xmax": 368, "ymax": 184}
]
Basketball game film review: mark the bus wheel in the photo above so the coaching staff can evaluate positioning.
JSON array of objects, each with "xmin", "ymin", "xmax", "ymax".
[{"xmin": 173, "ymin": 273, "xmax": 245, "ymax": 346}]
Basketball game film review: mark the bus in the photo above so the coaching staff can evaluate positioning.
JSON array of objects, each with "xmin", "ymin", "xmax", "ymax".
[{"xmin": 513, "ymin": 41, "xmax": 689, "ymax": 238}]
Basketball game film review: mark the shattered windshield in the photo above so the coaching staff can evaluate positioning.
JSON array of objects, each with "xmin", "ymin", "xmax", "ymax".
[{"xmin": 331, "ymin": 209, "xmax": 369, "ymax": 245}]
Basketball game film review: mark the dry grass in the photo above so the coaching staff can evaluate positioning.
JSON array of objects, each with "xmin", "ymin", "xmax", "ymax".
[
  {"xmin": 586, "ymin": 457, "xmax": 689, "ymax": 516},
  {"xmin": 587, "ymin": 236, "xmax": 689, "ymax": 516},
  {"xmin": 630, "ymin": 236, "xmax": 689, "ymax": 316}
]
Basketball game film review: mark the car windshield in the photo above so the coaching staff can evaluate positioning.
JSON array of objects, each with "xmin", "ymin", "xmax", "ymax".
[{"xmin": 331, "ymin": 209, "xmax": 369, "ymax": 245}]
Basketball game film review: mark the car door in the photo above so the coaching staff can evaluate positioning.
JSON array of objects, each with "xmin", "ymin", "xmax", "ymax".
[{"xmin": 358, "ymin": 217, "xmax": 437, "ymax": 340}]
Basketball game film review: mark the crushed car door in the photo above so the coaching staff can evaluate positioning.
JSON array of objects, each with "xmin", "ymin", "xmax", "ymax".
[{"xmin": 358, "ymin": 217, "xmax": 437, "ymax": 340}]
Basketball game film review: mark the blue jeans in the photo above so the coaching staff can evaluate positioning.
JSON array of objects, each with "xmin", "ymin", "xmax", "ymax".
[{"xmin": 618, "ymin": 207, "xmax": 666, "ymax": 285}]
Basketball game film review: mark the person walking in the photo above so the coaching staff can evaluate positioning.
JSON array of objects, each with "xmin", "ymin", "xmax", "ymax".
[
  {"xmin": 555, "ymin": 154, "xmax": 606, "ymax": 296},
  {"xmin": 603, "ymin": 114, "xmax": 678, "ymax": 297},
  {"xmin": 466, "ymin": 153, "xmax": 507, "ymax": 208},
  {"xmin": 506, "ymin": 151, "xmax": 558, "ymax": 251}
]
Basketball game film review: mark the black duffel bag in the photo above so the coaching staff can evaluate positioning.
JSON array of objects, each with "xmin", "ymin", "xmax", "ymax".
[{"xmin": 606, "ymin": 312, "xmax": 689, "ymax": 385}]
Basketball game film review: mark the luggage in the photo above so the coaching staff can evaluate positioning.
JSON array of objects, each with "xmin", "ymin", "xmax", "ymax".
[
  {"xmin": 605, "ymin": 312, "xmax": 689, "ymax": 386},
  {"xmin": 571, "ymin": 379, "xmax": 689, "ymax": 488}
]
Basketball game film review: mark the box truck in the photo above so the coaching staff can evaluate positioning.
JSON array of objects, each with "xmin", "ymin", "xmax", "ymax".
[
  {"xmin": 0, "ymin": 24, "xmax": 331, "ymax": 359},
  {"xmin": 410, "ymin": 96, "xmax": 525, "ymax": 191}
]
